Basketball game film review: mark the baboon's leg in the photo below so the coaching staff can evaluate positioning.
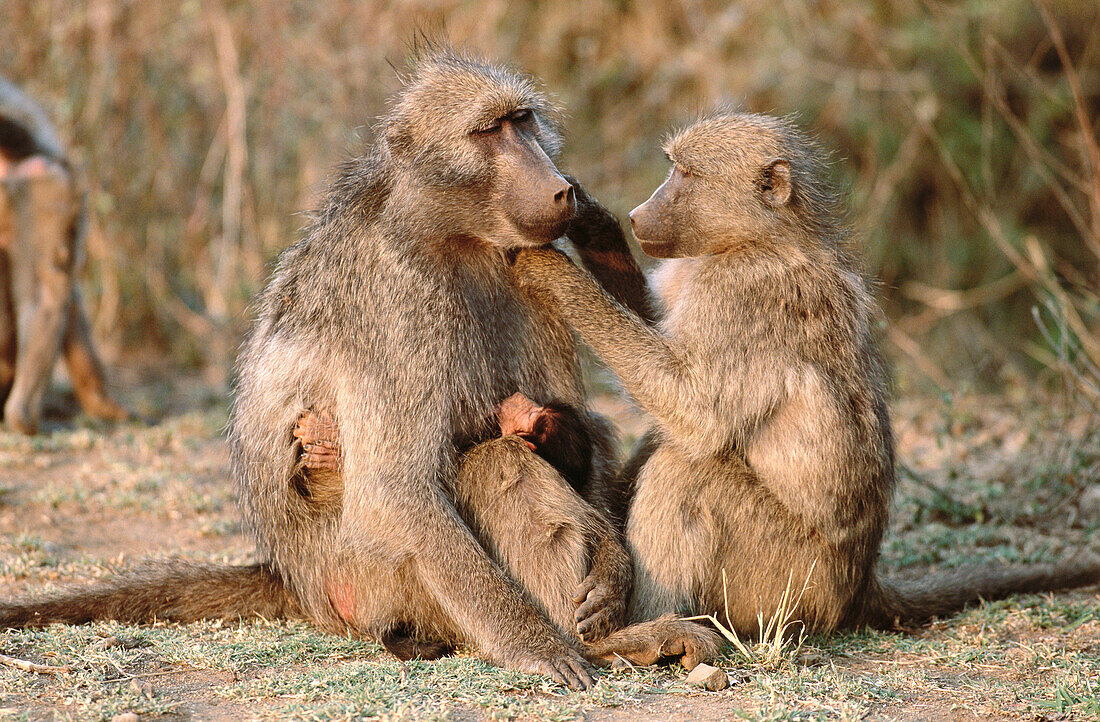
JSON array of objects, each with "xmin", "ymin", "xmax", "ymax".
[
  {"xmin": 321, "ymin": 553, "xmax": 461, "ymax": 660},
  {"xmin": 0, "ymin": 179, "xmax": 16, "ymax": 403},
  {"xmin": 0, "ymin": 248, "xmax": 15, "ymax": 404},
  {"xmin": 628, "ymin": 447, "xmax": 843, "ymax": 635},
  {"xmin": 61, "ymin": 287, "xmax": 128, "ymax": 421},
  {"xmin": 453, "ymin": 435, "xmax": 604, "ymax": 638},
  {"xmin": 625, "ymin": 465, "xmax": 709, "ymax": 622},
  {"xmin": 2, "ymin": 157, "xmax": 76, "ymax": 434}
]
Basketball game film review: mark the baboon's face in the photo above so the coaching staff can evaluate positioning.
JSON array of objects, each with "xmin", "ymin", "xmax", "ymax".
[
  {"xmin": 471, "ymin": 108, "xmax": 575, "ymax": 247},
  {"xmin": 630, "ymin": 115, "xmax": 794, "ymax": 258},
  {"xmin": 628, "ymin": 164, "xmax": 702, "ymax": 258},
  {"xmin": 384, "ymin": 55, "xmax": 574, "ymax": 250}
]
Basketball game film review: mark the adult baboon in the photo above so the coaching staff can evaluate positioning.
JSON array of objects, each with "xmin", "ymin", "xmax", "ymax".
[
  {"xmin": 0, "ymin": 76, "xmax": 128, "ymax": 434},
  {"xmin": 0, "ymin": 53, "xmax": 717, "ymax": 689},
  {"xmin": 509, "ymin": 111, "xmax": 1100, "ymax": 635}
]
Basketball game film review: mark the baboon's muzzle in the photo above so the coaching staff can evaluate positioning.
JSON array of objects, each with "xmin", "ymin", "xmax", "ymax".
[{"xmin": 500, "ymin": 126, "xmax": 575, "ymax": 242}]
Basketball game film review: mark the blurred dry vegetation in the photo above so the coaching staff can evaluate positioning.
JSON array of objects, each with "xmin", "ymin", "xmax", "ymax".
[{"xmin": 1, "ymin": 0, "xmax": 1098, "ymax": 400}]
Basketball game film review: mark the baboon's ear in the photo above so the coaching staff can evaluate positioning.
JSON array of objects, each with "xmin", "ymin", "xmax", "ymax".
[{"xmin": 761, "ymin": 158, "xmax": 792, "ymax": 207}]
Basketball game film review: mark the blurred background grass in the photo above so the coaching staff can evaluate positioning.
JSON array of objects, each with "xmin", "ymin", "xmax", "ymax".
[{"xmin": 1, "ymin": 0, "xmax": 1097, "ymax": 400}]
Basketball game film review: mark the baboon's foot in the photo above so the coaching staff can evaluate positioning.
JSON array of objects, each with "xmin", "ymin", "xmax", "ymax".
[
  {"xmin": 2, "ymin": 400, "xmax": 38, "ymax": 435},
  {"xmin": 586, "ymin": 615, "xmax": 721, "ymax": 671},
  {"xmin": 293, "ymin": 409, "xmax": 341, "ymax": 472},
  {"xmin": 79, "ymin": 393, "xmax": 131, "ymax": 422}
]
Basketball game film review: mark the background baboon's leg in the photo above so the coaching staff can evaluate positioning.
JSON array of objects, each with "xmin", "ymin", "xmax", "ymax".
[
  {"xmin": 2, "ymin": 158, "xmax": 76, "ymax": 434},
  {"xmin": 0, "ymin": 188, "xmax": 15, "ymax": 403},
  {"xmin": 61, "ymin": 287, "xmax": 128, "ymax": 421},
  {"xmin": 0, "ymin": 251, "xmax": 15, "ymax": 404},
  {"xmin": 454, "ymin": 436, "xmax": 602, "ymax": 638}
]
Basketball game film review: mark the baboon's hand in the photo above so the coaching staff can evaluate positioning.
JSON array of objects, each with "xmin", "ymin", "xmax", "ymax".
[
  {"xmin": 508, "ymin": 642, "xmax": 596, "ymax": 691},
  {"xmin": 573, "ymin": 570, "xmax": 628, "ymax": 642},
  {"xmin": 562, "ymin": 175, "xmax": 625, "ymax": 250}
]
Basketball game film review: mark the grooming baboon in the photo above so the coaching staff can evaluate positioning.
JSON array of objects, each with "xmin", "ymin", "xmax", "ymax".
[
  {"xmin": 509, "ymin": 111, "xmax": 1100, "ymax": 635},
  {"xmin": 0, "ymin": 76, "xmax": 127, "ymax": 434},
  {"xmin": 0, "ymin": 52, "xmax": 718, "ymax": 689}
]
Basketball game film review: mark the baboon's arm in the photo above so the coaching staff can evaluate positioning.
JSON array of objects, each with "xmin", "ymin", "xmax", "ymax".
[
  {"xmin": 512, "ymin": 248, "xmax": 784, "ymax": 454},
  {"xmin": 563, "ymin": 178, "xmax": 657, "ymax": 325},
  {"xmin": 571, "ymin": 410, "xmax": 632, "ymax": 640}
]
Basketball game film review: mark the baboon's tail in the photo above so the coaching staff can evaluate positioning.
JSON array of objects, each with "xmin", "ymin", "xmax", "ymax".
[
  {"xmin": 0, "ymin": 562, "xmax": 298, "ymax": 628},
  {"xmin": 864, "ymin": 557, "xmax": 1100, "ymax": 627}
]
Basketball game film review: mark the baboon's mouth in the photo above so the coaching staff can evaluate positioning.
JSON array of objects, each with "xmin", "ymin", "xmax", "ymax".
[{"xmin": 637, "ymin": 237, "xmax": 675, "ymax": 258}]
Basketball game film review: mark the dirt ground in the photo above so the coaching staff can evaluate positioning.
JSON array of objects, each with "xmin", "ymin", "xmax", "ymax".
[{"xmin": 0, "ymin": 372, "xmax": 1098, "ymax": 721}]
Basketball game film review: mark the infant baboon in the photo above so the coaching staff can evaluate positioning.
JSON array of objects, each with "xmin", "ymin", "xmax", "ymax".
[
  {"xmin": 0, "ymin": 52, "xmax": 717, "ymax": 689},
  {"xmin": 511, "ymin": 111, "xmax": 1100, "ymax": 635},
  {"xmin": 0, "ymin": 76, "xmax": 127, "ymax": 434}
]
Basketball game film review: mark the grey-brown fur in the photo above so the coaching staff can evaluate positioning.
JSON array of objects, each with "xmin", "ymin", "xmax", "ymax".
[
  {"xmin": 0, "ymin": 76, "xmax": 128, "ymax": 434},
  {"xmin": 511, "ymin": 111, "xmax": 1100, "ymax": 635},
  {"xmin": 0, "ymin": 52, "xmax": 718, "ymax": 688}
]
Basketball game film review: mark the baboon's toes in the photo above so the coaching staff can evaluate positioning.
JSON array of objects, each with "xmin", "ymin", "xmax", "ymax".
[
  {"xmin": 293, "ymin": 410, "xmax": 338, "ymax": 446},
  {"xmin": 301, "ymin": 443, "xmax": 339, "ymax": 472}
]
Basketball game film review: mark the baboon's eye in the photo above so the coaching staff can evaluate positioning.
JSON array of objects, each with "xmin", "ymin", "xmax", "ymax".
[
  {"xmin": 509, "ymin": 109, "xmax": 532, "ymax": 123},
  {"xmin": 473, "ymin": 120, "xmax": 503, "ymax": 135}
]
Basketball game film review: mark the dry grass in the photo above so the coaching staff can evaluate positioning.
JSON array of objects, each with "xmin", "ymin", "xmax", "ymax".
[{"xmin": 0, "ymin": 381, "xmax": 1096, "ymax": 720}]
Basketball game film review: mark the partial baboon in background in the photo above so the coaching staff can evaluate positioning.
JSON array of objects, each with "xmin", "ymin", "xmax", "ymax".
[
  {"xmin": 0, "ymin": 52, "xmax": 718, "ymax": 689},
  {"xmin": 511, "ymin": 111, "xmax": 1100, "ymax": 636},
  {"xmin": 0, "ymin": 76, "xmax": 128, "ymax": 434}
]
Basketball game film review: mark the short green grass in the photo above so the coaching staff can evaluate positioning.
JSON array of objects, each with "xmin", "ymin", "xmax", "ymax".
[{"xmin": 0, "ymin": 390, "xmax": 1097, "ymax": 720}]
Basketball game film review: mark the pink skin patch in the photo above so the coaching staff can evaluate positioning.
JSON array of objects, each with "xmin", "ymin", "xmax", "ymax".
[
  {"xmin": 325, "ymin": 578, "xmax": 358, "ymax": 622},
  {"xmin": 497, "ymin": 392, "xmax": 544, "ymax": 450}
]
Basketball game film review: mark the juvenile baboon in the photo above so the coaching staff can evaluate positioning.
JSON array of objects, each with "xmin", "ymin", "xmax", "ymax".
[
  {"xmin": 510, "ymin": 111, "xmax": 1100, "ymax": 635},
  {"xmin": 0, "ymin": 53, "xmax": 717, "ymax": 689},
  {"xmin": 0, "ymin": 76, "xmax": 128, "ymax": 434}
]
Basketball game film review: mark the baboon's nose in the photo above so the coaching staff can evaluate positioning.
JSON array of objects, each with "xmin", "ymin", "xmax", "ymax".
[{"xmin": 553, "ymin": 180, "xmax": 575, "ymax": 213}]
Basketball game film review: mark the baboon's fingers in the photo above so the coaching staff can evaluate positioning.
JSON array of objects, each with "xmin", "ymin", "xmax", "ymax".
[
  {"xmin": 577, "ymin": 609, "xmax": 612, "ymax": 641},
  {"xmin": 537, "ymin": 657, "xmax": 592, "ymax": 691},
  {"xmin": 574, "ymin": 588, "xmax": 606, "ymax": 620},
  {"xmin": 559, "ymin": 657, "xmax": 595, "ymax": 690},
  {"xmin": 572, "ymin": 575, "xmax": 597, "ymax": 605},
  {"xmin": 655, "ymin": 622, "xmax": 721, "ymax": 670},
  {"xmin": 292, "ymin": 411, "xmax": 339, "ymax": 446}
]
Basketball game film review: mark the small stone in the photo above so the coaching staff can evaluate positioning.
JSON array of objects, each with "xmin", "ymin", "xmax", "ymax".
[
  {"xmin": 111, "ymin": 714, "xmax": 140, "ymax": 722},
  {"xmin": 88, "ymin": 636, "xmax": 121, "ymax": 652},
  {"xmin": 798, "ymin": 650, "xmax": 826, "ymax": 666},
  {"xmin": 1079, "ymin": 484, "xmax": 1100, "ymax": 522},
  {"xmin": 686, "ymin": 662, "xmax": 730, "ymax": 691},
  {"xmin": 127, "ymin": 679, "xmax": 154, "ymax": 697}
]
